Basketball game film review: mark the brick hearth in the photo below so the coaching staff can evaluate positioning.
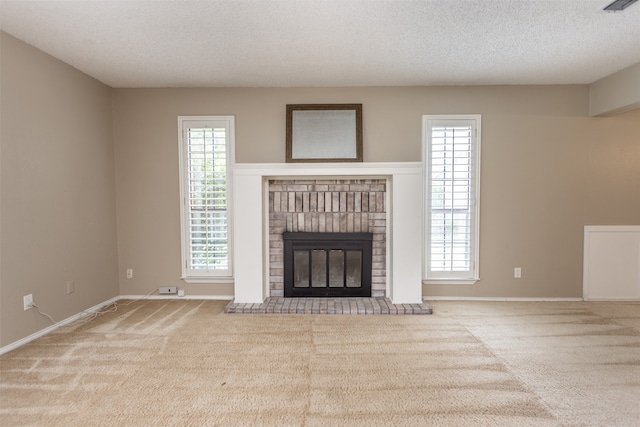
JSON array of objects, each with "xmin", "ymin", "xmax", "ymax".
[{"xmin": 224, "ymin": 297, "xmax": 433, "ymax": 315}]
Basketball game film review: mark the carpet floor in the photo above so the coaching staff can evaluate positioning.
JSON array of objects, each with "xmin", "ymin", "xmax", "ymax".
[{"xmin": 1, "ymin": 299, "xmax": 639, "ymax": 426}]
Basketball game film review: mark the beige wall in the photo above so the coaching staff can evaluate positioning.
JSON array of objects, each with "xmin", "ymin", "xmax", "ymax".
[
  {"xmin": 2, "ymin": 30, "xmax": 639, "ymax": 348},
  {"xmin": 0, "ymin": 33, "xmax": 119, "ymax": 347},
  {"xmin": 113, "ymin": 86, "xmax": 640, "ymax": 299},
  {"xmin": 590, "ymin": 62, "xmax": 640, "ymax": 116}
]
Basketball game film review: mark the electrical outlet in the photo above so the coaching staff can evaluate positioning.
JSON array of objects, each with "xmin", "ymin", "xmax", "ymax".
[
  {"xmin": 66, "ymin": 281, "xmax": 75, "ymax": 295},
  {"xmin": 126, "ymin": 269, "xmax": 133, "ymax": 279},
  {"xmin": 159, "ymin": 286, "xmax": 178, "ymax": 294},
  {"xmin": 514, "ymin": 267, "xmax": 522, "ymax": 279},
  {"xmin": 23, "ymin": 294, "xmax": 34, "ymax": 311}
]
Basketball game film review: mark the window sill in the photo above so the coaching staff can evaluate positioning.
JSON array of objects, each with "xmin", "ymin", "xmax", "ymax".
[
  {"xmin": 422, "ymin": 278, "xmax": 480, "ymax": 285},
  {"xmin": 181, "ymin": 277, "xmax": 234, "ymax": 284}
]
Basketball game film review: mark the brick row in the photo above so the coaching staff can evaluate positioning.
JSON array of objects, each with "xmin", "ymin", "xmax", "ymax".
[{"xmin": 270, "ymin": 191, "xmax": 385, "ymax": 213}]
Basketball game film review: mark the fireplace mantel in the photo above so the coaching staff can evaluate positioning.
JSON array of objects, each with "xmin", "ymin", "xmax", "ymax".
[{"xmin": 232, "ymin": 162, "xmax": 423, "ymax": 304}]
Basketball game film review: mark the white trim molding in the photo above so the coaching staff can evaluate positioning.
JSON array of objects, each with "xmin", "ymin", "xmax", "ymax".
[
  {"xmin": 423, "ymin": 279, "xmax": 479, "ymax": 285},
  {"xmin": 178, "ymin": 116, "xmax": 235, "ymax": 281},
  {"xmin": 119, "ymin": 294, "xmax": 234, "ymax": 301},
  {"xmin": 425, "ymin": 297, "xmax": 584, "ymax": 301},
  {"xmin": 232, "ymin": 162, "xmax": 424, "ymax": 305},
  {"xmin": 422, "ymin": 115, "xmax": 481, "ymax": 283}
]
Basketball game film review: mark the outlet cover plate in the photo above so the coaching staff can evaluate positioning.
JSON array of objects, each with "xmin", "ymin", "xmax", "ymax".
[{"xmin": 23, "ymin": 294, "xmax": 33, "ymax": 310}]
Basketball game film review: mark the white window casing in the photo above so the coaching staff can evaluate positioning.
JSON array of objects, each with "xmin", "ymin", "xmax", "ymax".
[
  {"xmin": 178, "ymin": 116, "xmax": 234, "ymax": 281},
  {"xmin": 422, "ymin": 115, "xmax": 480, "ymax": 284}
]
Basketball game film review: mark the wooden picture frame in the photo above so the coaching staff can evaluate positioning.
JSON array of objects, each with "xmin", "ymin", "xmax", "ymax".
[{"xmin": 286, "ymin": 104, "xmax": 363, "ymax": 163}]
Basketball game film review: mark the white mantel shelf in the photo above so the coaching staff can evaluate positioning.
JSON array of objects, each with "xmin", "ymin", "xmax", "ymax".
[
  {"xmin": 232, "ymin": 162, "xmax": 424, "ymax": 305},
  {"xmin": 233, "ymin": 162, "xmax": 424, "ymax": 177}
]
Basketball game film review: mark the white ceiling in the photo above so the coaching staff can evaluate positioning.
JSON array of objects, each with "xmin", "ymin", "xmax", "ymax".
[{"xmin": 1, "ymin": 0, "xmax": 639, "ymax": 88}]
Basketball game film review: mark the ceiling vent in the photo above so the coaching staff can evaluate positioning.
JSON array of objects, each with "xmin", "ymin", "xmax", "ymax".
[{"xmin": 603, "ymin": 0, "xmax": 638, "ymax": 11}]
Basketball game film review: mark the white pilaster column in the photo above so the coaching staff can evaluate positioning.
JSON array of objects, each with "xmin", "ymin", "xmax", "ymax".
[
  {"xmin": 389, "ymin": 170, "xmax": 424, "ymax": 304},
  {"xmin": 232, "ymin": 171, "xmax": 266, "ymax": 303}
]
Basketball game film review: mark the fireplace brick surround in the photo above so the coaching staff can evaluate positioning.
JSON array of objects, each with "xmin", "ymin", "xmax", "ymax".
[
  {"xmin": 268, "ymin": 179, "xmax": 386, "ymax": 297},
  {"xmin": 231, "ymin": 162, "xmax": 423, "ymax": 305}
]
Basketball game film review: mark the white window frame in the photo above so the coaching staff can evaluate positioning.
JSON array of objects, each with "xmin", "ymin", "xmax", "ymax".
[
  {"xmin": 178, "ymin": 116, "xmax": 235, "ymax": 282},
  {"xmin": 422, "ymin": 115, "xmax": 481, "ymax": 285}
]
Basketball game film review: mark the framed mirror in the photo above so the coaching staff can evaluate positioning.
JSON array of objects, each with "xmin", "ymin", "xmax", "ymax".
[{"xmin": 286, "ymin": 104, "xmax": 363, "ymax": 163}]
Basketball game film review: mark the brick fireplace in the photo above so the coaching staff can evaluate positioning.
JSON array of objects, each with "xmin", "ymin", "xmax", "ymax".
[
  {"xmin": 268, "ymin": 179, "xmax": 386, "ymax": 297},
  {"xmin": 232, "ymin": 162, "xmax": 423, "ymax": 304}
]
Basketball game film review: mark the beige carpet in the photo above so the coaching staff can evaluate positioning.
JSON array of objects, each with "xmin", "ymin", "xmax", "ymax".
[{"xmin": 1, "ymin": 299, "xmax": 639, "ymax": 426}]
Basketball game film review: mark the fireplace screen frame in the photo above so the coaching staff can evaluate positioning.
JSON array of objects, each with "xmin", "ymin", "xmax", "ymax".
[{"xmin": 283, "ymin": 232, "xmax": 373, "ymax": 297}]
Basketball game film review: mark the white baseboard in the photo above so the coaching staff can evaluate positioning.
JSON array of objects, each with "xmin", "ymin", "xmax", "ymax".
[
  {"xmin": 0, "ymin": 296, "xmax": 120, "ymax": 356},
  {"xmin": 424, "ymin": 296, "xmax": 585, "ymax": 302},
  {"xmin": 119, "ymin": 294, "xmax": 234, "ymax": 301}
]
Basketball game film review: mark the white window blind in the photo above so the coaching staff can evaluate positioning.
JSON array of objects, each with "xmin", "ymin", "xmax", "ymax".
[
  {"xmin": 178, "ymin": 117, "xmax": 234, "ymax": 279},
  {"xmin": 423, "ymin": 115, "xmax": 480, "ymax": 282}
]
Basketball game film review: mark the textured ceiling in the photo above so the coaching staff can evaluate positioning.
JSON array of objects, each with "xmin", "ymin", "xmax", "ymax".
[{"xmin": 1, "ymin": 0, "xmax": 640, "ymax": 88}]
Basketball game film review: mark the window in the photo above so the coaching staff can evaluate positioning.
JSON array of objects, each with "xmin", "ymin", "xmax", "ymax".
[
  {"xmin": 178, "ymin": 116, "xmax": 234, "ymax": 280},
  {"xmin": 423, "ymin": 115, "xmax": 480, "ymax": 284}
]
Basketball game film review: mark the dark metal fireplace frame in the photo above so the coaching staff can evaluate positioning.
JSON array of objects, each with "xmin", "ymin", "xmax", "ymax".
[{"xmin": 283, "ymin": 232, "xmax": 373, "ymax": 298}]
